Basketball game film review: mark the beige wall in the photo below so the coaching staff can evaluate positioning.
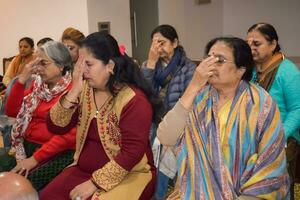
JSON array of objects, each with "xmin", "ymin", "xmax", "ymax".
[
  {"xmin": 159, "ymin": 0, "xmax": 300, "ymax": 60},
  {"xmin": 223, "ymin": 0, "xmax": 300, "ymax": 57},
  {"xmin": 0, "ymin": 0, "xmax": 89, "ymax": 75},
  {"xmin": 87, "ymin": 0, "xmax": 132, "ymax": 56},
  {"xmin": 158, "ymin": 0, "xmax": 223, "ymax": 60},
  {"xmin": 1, "ymin": 0, "xmax": 300, "ymax": 76}
]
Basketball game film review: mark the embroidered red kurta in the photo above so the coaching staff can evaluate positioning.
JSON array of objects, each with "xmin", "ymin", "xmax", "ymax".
[{"xmin": 40, "ymin": 86, "xmax": 156, "ymax": 200}]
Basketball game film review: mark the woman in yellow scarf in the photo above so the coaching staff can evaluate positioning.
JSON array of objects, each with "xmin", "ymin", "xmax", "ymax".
[{"xmin": 3, "ymin": 37, "xmax": 35, "ymax": 86}]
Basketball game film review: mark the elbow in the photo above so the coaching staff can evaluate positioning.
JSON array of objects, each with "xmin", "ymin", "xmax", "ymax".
[{"xmin": 157, "ymin": 129, "xmax": 178, "ymax": 146}]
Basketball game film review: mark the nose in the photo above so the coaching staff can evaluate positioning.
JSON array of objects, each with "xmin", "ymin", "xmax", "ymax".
[{"xmin": 36, "ymin": 63, "xmax": 45, "ymax": 72}]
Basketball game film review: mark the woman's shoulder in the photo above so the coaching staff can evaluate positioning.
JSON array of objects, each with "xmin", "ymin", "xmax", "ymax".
[
  {"xmin": 278, "ymin": 58, "xmax": 300, "ymax": 75},
  {"xmin": 248, "ymin": 82, "xmax": 274, "ymax": 104},
  {"xmin": 114, "ymin": 85, "xmax": 151, "ymax": 117},
  {"xmin": 274, "ymin": 58, "xmax": 300, "ymax": 87},
  {"xmin": 117, "ymin": 85, "xmax": 148, "ymax": 103},
  {"xmin": 180, "ymin": 56, "xmax": 197, "ymax": 70}
]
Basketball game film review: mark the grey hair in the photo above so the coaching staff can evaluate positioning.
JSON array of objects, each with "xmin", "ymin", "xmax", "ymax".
[{"xmin": 40, "ymin": 41, "xmax": 73, "ymax": 75}]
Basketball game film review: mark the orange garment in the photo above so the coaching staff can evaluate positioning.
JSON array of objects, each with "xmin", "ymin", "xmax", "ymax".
[{"xmin": 2, "ymin": 54, "xmax": 34, "ymax": 86}]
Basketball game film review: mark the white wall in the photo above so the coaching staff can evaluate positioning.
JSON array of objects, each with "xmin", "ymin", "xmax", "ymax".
[
  {"xmin": 1, "ymin": 0, "xmax": 299, "ymax": 75},
  {"xmin": 223, "ymin": 0, "xmax": 300, "ymax": 57},
  {"xmin": 159, "ymin": 0, "xmax": 223, "ymax": 60},
  {"xmin": 87, "ymin": 0, "xmax": 132, "ymax": 56},
  {"xmin": 159, "ymin": 0, "xmax": 300, "ymax": 60},
  {"xmin": 0, "ymin": 0, "xmax": 89, "ymax": 75}
]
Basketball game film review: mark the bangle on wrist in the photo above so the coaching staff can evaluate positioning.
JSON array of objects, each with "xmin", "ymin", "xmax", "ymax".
[{"xmin": 64, "ymin": 95, "xmax": 78, "ymax": 105}]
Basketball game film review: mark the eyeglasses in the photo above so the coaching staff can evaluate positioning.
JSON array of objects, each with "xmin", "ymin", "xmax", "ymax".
[{"xmin": 36, "ymin": 60, "xmax": 53, "ymax": 68}]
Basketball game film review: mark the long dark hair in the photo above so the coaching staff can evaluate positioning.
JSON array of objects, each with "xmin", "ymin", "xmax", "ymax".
[
  {"xmin": 205, "ymin": 37, "xmax": 254, "ymax": 82},
  {"xmin": 81, "ymin": 32, "xmax": 163, "ymax": 123}
]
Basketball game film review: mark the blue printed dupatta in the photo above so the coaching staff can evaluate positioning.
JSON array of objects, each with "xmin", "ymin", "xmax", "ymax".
[{"xmin": 176, "ymin": 81, "xmax": 289, "ymax": 200}]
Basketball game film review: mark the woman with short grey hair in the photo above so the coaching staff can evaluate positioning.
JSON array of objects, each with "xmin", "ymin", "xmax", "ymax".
[
  {"xmin": 0, "ymin": 41, "xmax": 76, "ymax": 191},
  {"xmin": 41, "ymin": 41, "xmax": 73, "ymax": 76}
]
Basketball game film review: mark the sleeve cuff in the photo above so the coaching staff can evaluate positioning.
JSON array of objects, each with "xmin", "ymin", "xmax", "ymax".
[
  {"xmin": 92, "ymin": 160, "xmax": 128, "ymax": 191},
  {"xmin": 32, "ymin": 151, "xmax": 43, "ymax": 163},
  {"xmin": 142, "ymin": 67, "xmax": 154, "ymax": 75},
  {"xmin": 50, "ymin": 98, "xmax": 76, "ymax": 127}
]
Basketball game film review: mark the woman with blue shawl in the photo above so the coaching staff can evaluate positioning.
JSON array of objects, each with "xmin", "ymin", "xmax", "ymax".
[{"xmin": 157, "ymin": 37, "xmax": 290, "ymax": 199}]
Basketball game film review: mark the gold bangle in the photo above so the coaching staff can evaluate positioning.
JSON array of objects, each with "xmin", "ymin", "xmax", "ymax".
[{"xmin": 64, "ymin": 95, "xmax": 78, "ymax": 105}]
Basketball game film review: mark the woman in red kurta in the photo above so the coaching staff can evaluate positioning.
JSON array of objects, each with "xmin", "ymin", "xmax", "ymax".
[
  {"xmin": 40, "ymin": 32, "xmax": 162, "ymax": 200},
  {"xmin": 0, "ymin": 41, "xmax": 76, "ymax": 189}
]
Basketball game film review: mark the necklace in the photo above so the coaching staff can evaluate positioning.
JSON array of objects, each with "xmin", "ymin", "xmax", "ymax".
[{"xmin": 93, "ymin": 92, "xmax": 112, "ymax": 118}]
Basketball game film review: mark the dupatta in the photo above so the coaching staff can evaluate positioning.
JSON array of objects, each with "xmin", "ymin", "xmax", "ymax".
[{"xmin": 176, "ymin": 81, "xmax": 289, "ymax": 200}]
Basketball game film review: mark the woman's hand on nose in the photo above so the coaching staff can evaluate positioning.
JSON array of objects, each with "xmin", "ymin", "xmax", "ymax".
[
  {"xmin": 18, "ymin": 57, "xmax": 41, "ymax": 84},
  {"xmin": 147, "ymin": 40, "xmax": 161, "ymax": 69},
  {"xmin": 69, "ymin": 55, "xmax": 85, "ymax": 99}
]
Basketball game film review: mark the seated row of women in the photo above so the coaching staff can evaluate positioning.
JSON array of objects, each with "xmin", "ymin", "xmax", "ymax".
[{"xmin": 0, "ymin": 22, "xmax": 299, "ymax": 200}]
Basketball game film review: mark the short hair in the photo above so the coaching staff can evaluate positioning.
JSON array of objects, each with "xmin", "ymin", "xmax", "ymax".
[
  {"xmin": 62, "ymin": 27, "xmax": 85, "ymax": 46},
  {"xmin": 205, "ymin": 37, "xmax": 254, "ymax": 82},
  {"xmin": 247, "ymin": 23, "xmax": 281, "ymax": 53},
  {"xmin": 19, "ymin": 37, "xmax": 34, "ymax": 48},
  {"xmin": 40, "ymin": 41, "xmax": 73, "ymax": 75},
  {"xmin": 37, "ymin": 37, "xmax": 53, "ymax": 47}
]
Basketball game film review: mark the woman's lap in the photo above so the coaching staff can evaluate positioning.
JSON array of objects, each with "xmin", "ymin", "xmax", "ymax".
[{"xmin": 39, "ymin": 165, "xmax": 91, "ymax": 200}]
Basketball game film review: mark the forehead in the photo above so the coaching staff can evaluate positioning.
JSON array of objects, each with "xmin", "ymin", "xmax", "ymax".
[
  {"xmin": 19, "ymin": 40, "xmax": 31, "ymax": 46},
  {"xmin": 247, "ymin": 30, "xmax": 266, "ymax": 41},
  {"xmin": 79, "ymin": 47, "xmax": 96, "ymax": 59},
  {"xmin": 152, "ymin": 32, "xmax": 170, "ymax": 42},
  {"xmin": 36, "ymin": 49, "xmax": 50, "ymax": 60},
  {"xmin": 62, "ymin": 39, "xmax": 77, "ymax": 46},
  {"xmin": 208, "ymin": 41, "xmax": 233, "ymax": 57}
]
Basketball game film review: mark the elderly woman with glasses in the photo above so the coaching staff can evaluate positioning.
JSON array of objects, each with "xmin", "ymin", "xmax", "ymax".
[
  {"xmin": 0, "ymin": 41, "xmax": 76, "ymax": 190},
  {"xmin": 157, "ymin": 37, "xmax": 289, "ymax": 199}
]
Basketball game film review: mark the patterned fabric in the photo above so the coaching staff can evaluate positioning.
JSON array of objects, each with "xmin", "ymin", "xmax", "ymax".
[
  {"xmin": 28, "ymin": 149, "xmax": 74, "ymax": 191},
  {"xmin": 92, "ymin": 159, "xmax": 128, "ymax": 191},
  {"xmin": 10, "ymin": 72, "xmax": 72, "ymax": 160},
  {"xmin": 0, "ymin": 140, "xmax": 74, "ymax": 191},
  {"xmin": 176, "ymin": 81, "xmax": 290, "ymax": 200},
  {"xmin": 74, "ymin": 83, "xmax": 124, "ymax": 161},
  {"xmin": 47, "ymin": 83, "xmax": 154, "ymax": 199}
]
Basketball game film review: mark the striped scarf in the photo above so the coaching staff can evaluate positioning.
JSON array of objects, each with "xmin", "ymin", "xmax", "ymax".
[
  {"xmin": 176, "ymin": 81, "xmax": 289, "ymax": 199},
  {"xmin": 256, "ymin": 52, "xmax": 284, "ymax": 91}
]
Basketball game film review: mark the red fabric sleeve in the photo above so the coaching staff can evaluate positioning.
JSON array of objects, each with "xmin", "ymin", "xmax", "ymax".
[
  {"xmin": 33, "ymin": 127, "xmax": 76, "ymax": 162},
  {"xmin": 114, "ymin": 89, "xmax": 153, "ymax": 171},
  {"xmin": 5, "ymin": 80, "xmax": 33, "ymax": 117}
]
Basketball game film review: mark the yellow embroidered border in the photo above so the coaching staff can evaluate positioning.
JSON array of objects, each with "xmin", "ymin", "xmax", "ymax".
[
  {"xmin": 50, "ymin": 100, "xmax": 76, "ymax": 127},
  {"xmin": 92, "ymin": 160, "xmax": 128, "ymax": 191}
]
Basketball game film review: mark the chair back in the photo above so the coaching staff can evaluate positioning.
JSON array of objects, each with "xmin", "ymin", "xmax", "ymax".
[{"xmin": 2, "ymin": 56, "xmax": 15, "ymax": 75}]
